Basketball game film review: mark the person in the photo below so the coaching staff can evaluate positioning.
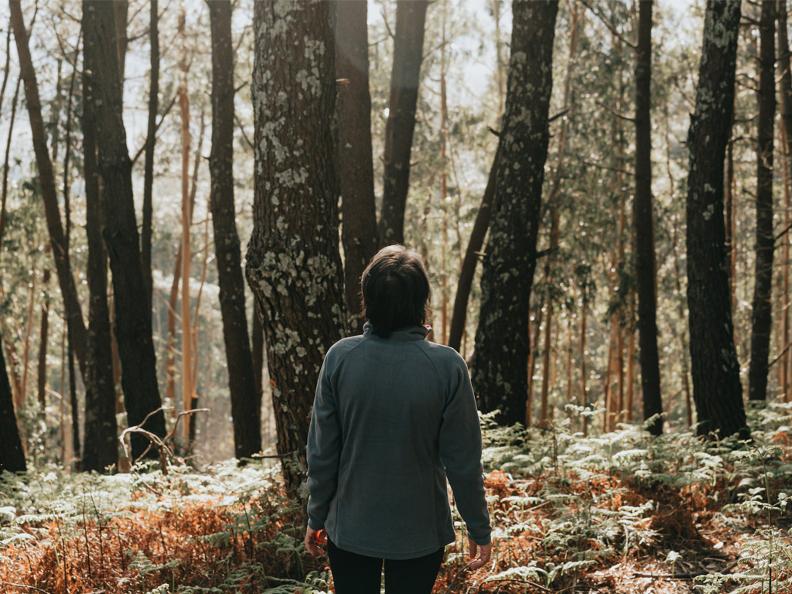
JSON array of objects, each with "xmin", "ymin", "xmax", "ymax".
[{"xmin": 303, "ymin": 245, "xmax": 492, "ymax": 594}]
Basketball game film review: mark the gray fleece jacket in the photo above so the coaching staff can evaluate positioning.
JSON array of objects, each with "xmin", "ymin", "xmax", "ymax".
[{"xmin": 305, "ymin": 322, "xmax": 491, "ymax": 560}]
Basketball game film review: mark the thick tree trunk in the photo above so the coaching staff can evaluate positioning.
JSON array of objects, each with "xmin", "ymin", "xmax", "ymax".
[
  {"xmin": 141, "ymin": 0, "xmax": 159, "ymax": 306},
  {"xmin": 9, "ymin": 0, "xmax": 89, "ymax": 382},
  {"xmin": 84, "ymin": 0, "xmax": 166, "ymax": 459},
  {"xmin": 472, "ymin": 0, "xmax": 558, "ymax": 427},
  {"xmin": 749, "ymin": 0, "xmax": 777, "ymax": 402},
  {"xmin": 0, "ymin": 336, "xmax": 25, "ymax": 472},
  {"xmin": 208, "ymin": 0, "xmax": 261, "ymax": 459},
  {"xmin": 336, "ymin": 0, "xmax": 378, "ymax": 332},
  {"xmin": 248, "ymin": 0, "xmax": 346, "ymax": 496},
  {"xmin": 80, "ymin": 16, "xmax": 119, "ymax": 471},
  {"xmin": 378, "ymin": 0, "xmax": 429, "ymax": 246},
  {"xmin": 686, "ymin": 0, "xmax": 747, "ymax": 437},
  {"xmin": 634, "ymin": 0, "xmax": 663, "ymax": 435}
]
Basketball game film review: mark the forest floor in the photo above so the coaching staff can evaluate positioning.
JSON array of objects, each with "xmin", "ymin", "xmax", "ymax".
[{"xmin": 0, "ymin": 405, "xmax": 791, "ymax": 594}]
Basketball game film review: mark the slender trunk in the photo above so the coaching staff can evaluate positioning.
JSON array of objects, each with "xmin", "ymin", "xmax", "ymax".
[
  {"xmin": 84, "ymin": 0, "xmax": 166, "ymax": 459},
  {"xmin": 579, "ymin": 288, "xmax": 589, "ymax": 436},
  {"xmin": 525, "ymin": 292, "xmax": 545, "ymax": 426},
  {"xmin": 19, "ymin": 267, "xmax": 36, "ymax": 408},
  {"xmin": 208, "ymin": 0, "xmax": 261, "ymax": 459},
  {"xmin": 141, "ymin": 0, "xmax": 159, "ymax": 306},
  {"xmin": 36, "ymin": 268, "xmax": 50, "ymax": 411},
  {"xmin": 686, "ymin": 0, "xmax": 747, "ymax": 437},
  {"xmin": 248, "ymin": 0, "xmax": 347, "ymax": 497},
  {"xmin": 378, "ymin": 0, "xmax": 429, "ymax": 246},
  {"xmin": 336, "ymin": 0, "xmax": 378, "ymax": 332},
  {"xmin": 472, "ymin": 0, "xmax": 558, "ymax": 426}
]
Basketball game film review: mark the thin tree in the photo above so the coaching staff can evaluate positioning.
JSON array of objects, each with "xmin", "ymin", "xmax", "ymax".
[
  {"xmin": 207, "ymin": 0, "xmax": 261, "ymax": 459},
  {"xmin": 83, "ymin": 0, "xmax": 166, "ymax": 459},
  {"xmin": 686, "ymin": 0, "xmax": 747, "ymax": 437},
  {"xmin": 472, "ymin": 0, "xmax": 559, "ymax": 426},
  {"xmin": 247, "ymin": 0, "xmax": 346, "ymax": 496},
  {"xmin": 141, "ymin": 0, "xmax": 159, "ymax": 305},
  {"xmin": 336, "ymin": 0, "xmax": 378, "ymax": 332},
  {"xmin": 749, "ymin": 0, "xmax": 777, "ymax": 402},
  {"xmin": 634, "ymin": 0, "xmax": 663, "ymax": 434},
  {"xmin": 378, "ymin": 0, "xmax": 429, "ymax": 246}
]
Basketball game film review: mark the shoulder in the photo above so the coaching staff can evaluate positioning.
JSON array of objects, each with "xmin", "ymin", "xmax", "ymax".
[
  {"xmin": 323, "ymin": 334, "xmax": 365, "ymax": 368},
  {"xmin": 416, "ymin": 340, "xmax": 469, "ymax": 375}
]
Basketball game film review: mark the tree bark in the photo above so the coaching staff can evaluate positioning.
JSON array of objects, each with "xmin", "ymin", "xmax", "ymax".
[
  {"xmin": 472, "ymin": 0, "xmax": 558, "ymax": 427},
  {"xmin": 378, "ymin": 0, "xmax": 429, "ymax": 246},
  {"xmin": 634, "ymin": 0, "xmax": 663, "ymax": 434},
  {"xmin": 36, "ymin": 268, "xmax": 50, "ymax": 411},
  {"xmin": 208, "ymin": 0, "xmax": 261, "ymax": 459},
  {"xmin": 0, "ymin": 335, "xmax": 25, "ymax": 472},
  {"xmin": 141, "ymin": 0, "xmax": 159, "ymax": 306},
  {"xmin": 749, "ymin": 0, "xmax": 776, "ymax": 402},
  {"xmin": 83, "ymin": 0, "xmax": 166, "ymax": 459},
  {"xmin": 81, "ymin": 10, "xmax": 119, "ymax": 471},
  {"xmin": 686, "ymin": 0, "xmax": 747, "ymax": 437},
  {"xmin": 336, "ymin": 0, "xmax": 378, "ymax": 332},
  {"xmin": 248, "ymin": 0, "xmax": 346, "ymax": 496}
]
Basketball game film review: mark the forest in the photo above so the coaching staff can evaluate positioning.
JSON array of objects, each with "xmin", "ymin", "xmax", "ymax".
[{"xmin": 0, "ymin": 0, "xmax": 791, "ymax": 592}]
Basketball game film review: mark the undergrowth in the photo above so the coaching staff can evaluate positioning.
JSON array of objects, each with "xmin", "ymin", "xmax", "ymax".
[{"xmin": 1, "ymin": 404, "xmax": 791, "ymax": 593}]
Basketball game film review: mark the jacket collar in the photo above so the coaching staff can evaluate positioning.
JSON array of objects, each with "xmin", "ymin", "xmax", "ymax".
[{"xmin": 363, "ymin": 321, "xmax": 429, "ymax": 341}]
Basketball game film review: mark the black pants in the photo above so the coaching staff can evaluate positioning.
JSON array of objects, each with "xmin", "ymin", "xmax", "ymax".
[{"xmin": 327, "ymin": 538, "xmax": 444, "ymax": 594}]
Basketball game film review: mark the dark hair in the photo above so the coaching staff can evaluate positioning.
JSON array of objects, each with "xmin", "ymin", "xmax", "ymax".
[{"xmin": 361, "ymin": 245, "xmax": 431, "ymax": 338}]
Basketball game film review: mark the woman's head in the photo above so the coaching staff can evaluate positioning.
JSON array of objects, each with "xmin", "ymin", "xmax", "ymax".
[{"xmin": 361, "ymin": 245, "xmax": 430, "ymax": 338}]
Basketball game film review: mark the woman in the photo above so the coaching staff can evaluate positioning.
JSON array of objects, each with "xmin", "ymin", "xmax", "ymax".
[{"xmin": 304, "ymin": 245, "xmax": 492, "ymax": 594}]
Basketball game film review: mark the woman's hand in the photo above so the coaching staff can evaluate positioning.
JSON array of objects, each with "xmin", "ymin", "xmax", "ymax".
[
  {"xmin": 304, "ymin": 526, "xmax": 326, "ymax": 557},
  {"xmin": 466, "ymin": 537, "xmax": 492, "ymax": 570}
]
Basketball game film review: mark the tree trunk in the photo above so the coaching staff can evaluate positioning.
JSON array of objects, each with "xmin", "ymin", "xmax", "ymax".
[
  {"xmin": 36, "ymin": 268, "xmax": 50, "ymax": 411},
  {"xmin": 378, "ymin": 0, "xmax": 429, "ymax": 246},
  {"xmin": 749, "ymin": 0, "xmax": 777, "ymax": 402},
  {"xmin": 472, "ymin": 0, "xmax": 558, "ymax": 426},
  {"xmin": 686, "ymin": 0, "xmax": 747, "ymax": 437},
  {"xmin": 248, "ymin": 0, "xmax": 347, "ymax": 497},
  {"xmin": 0, "ymin": 336, "xmax": 25, "ymax": 472},
  {"xmin": 83, "ymin": 0, "xmax": 166, "ymax": 459},
  {"xmin": 80, "ymin": 12, "xmax": 119, "ymax": 471},
  {"xmin": 633, "ymin": 0, "xmax": 663, "ymax": 435},
  {"xmin": 336, "ymin": 0, "xmax": 378, "ymax": 332},
  {"xmin": 9, "ymin": 0, "xmax": 89, "ymax": 383},
  {"xmin": 141, "ymin": 0, "xmax": 159, "ymax": 306},
  {"xmin": 208, "ymin": 0, "xmax": 261, "ymax": 459}
]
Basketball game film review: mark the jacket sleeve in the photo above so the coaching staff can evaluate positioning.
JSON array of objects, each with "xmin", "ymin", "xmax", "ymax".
[
  {"xmin": 305, "ymin": 355, "xmax": 341, "ymax": 530},
  {"xmin": 438, "ymin": 356, "xmax": 492, "ymax": 545}
]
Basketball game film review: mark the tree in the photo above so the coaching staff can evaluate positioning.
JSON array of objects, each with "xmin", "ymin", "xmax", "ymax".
[
  {"xmin": 0, "ymin": 336, "xmax": 25, "ymax": 473},
  {"xmin": 378, "ymin": 0, "xmax": 429, "ymax": 246},
  {"xmin": 247, "ymin": 0, "xmax": 346, "ymax": 496},
  {"xmin": 634, "ymin": 0, "xmax": 663, "ymax": 434},
  {"xmin": 83, "ymin": 0, "xmax": 166, "ymax": 459},
  {"xmin": 208, "ymin": 0, "xmax": 261, "ymax": 459},
  {"xmin": 748, "ymin": 0, "xmax": 776, "ymax": 402},
  {"xmin": 336, "ymin": 0, "xmax": 378, "ymax": 332},
  {"xmin": 141, "ymin": 0, "xmax": 159, "ymax": 306},
  {"xmin": 472, "ymin": 0, "xmax": 558, "ymax": 426},
  {"xmin": 686, "ymin": 0, "xmax": 747, "ymax": 437},
  {"xmin": 81, "ymin": 4, "xmax": 119, "ymax": 471}
]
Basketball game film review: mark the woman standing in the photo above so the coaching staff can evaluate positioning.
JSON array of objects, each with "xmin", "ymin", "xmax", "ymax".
[{"xmin": 304, "ymin": 245, "xmax": 492, "ymax": 594}]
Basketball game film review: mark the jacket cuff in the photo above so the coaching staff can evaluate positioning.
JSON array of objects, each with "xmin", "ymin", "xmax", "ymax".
[
  {"xmin": 469, "ymin": 531, "xmax": 491, "ymax": 546},
  {"xmin": 307, "ymin": 515, "xmax": 325, "ymax": 530}
]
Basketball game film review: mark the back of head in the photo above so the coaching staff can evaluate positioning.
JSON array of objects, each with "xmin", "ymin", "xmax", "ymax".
[{"xmin": 361, "ymin": 245, "xmax": 430, "ymax": 338}]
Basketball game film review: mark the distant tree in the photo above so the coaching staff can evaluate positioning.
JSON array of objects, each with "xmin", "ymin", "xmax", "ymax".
[
  {"xmin": 686, "ymin": 0, "xmax": 747, "ymax": 437},
  {"xmin": 336, "ymin": 0, "xmax": 378, "ymax": 331},
  {"xmin": 81, "ymin": 3, "xmax": 119, "ymax": 471},
  {"xmin": 247, "ymin": 0, "xmax": 346, "ymax": 496},
  {"xmin": 472, "ymin": 0, "xmax": 558, "ymax": 426},
  {"xmin": 748, "ymin": 0, "xmax": 776, "ymax": 402},
  {"xmin": 634, "ymin": 0, "xmax": 663, "ymax": 434},
  {"xmin": 83, "ymin": 0, "xmax": 166, "ymax": 459},
  {"xmin": 378, "ymin": 0, "xmax": 429, "ymax": 246},
  {"xmin": 207, "ymin": 0, "xmax": 261, "ymax": 459},
  {"xmin": 0, "ymin": 337, "xmax": 25, "ymax": 473}
]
